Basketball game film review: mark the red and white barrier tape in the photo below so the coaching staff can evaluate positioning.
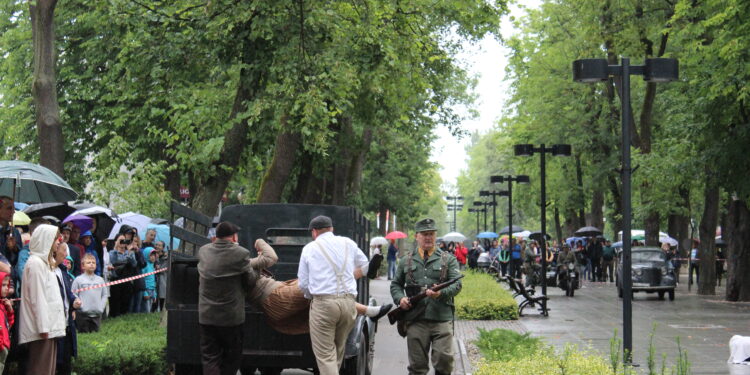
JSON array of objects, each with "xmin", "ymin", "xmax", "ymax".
[
  {"xmin": 2, "ymin": 267, "xmax": 169, "ymax": 302},
  {"xmin": 72, "ymin": 267, "xmax": 168, "ymax": 294}
]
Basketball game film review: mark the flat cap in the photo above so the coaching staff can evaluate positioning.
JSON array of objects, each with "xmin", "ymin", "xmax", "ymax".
[
  {"xmin": 415, "ymin": 218, "xmax": 437, "ymax": 233},
  {"xmin": 308, "ymin": 215, "xmax": 333, "ymax": 230}
]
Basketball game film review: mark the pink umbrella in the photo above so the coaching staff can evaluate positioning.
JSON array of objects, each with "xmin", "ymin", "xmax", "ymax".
[{"xmin": 385, "ymin": 231, "xmax": 407, "ymax": 240}]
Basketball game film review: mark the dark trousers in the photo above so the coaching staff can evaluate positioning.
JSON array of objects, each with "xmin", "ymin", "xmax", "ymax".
[
  {"xmin": 75, "ymin": 314, "xmax": 102, "ymax": 333},
  {"xmin": 500, "ymin": 261, "xmax": 509, "ymax": 276},
  {"xmin": 200, "ymin": 323, "xmax": 243, "ymax": 375},
  {"xmin": 109, "ymin": 282, "xmax": 133, "ymax": 317},
  {"xmin": 590, "ymin": 258, "xmax": 601, "ymax": 281},
  {"xmin": 689, "ymin": 263, "xmax": 699, "ymax": 285},
  {"xmin": 602, "ymin": 260, "xmax": 614, "ymax": 282},
  {"xmin": 511, "ymin": 259, "xmax": 523, "ymax": 279}
]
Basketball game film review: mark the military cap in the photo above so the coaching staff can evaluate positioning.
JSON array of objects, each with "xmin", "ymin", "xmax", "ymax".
[
  {"xmin": 308, "ymin": 215, "xmax": 333, "ymax": 230},
  {"xmin": 415, "ymin": 218, "xmax": 437, "ymax": 233}
]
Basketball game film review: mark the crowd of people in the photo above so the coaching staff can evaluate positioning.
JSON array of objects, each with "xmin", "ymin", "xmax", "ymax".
[{"xmin": 0, "ymin": 195, "xmax": 169, "ymax": 374}]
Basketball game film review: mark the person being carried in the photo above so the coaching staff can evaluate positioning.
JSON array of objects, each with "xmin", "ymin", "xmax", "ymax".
[{"xmin": 247, "ymin": 239, "xmax": 391, "ymax": 335}]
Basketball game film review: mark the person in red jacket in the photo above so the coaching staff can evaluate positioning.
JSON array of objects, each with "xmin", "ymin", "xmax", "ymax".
[
  {"xmin": 0, "ymin": 271, "xmax": 15, "ymax": 372},
  {"xmin": 454, "ymin": 242, "xmax": 468, "ymax": 270}
]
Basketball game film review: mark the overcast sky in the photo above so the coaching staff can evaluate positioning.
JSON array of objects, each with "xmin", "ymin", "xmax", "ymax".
[{"xmin": 432, "ymin": 1, "xmax": 541, "ymax": 192}]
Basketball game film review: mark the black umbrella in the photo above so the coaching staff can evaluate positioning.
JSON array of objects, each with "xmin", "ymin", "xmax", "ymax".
[
  {"xmin": 574, "ymin": 226, "xmax": 603, "ymax": 237},
  {"xmin": 716, "ymin": 238, "xmax": 727, "ymax": 248},
  {"xmin": 498, "ymin": 225, "xmax": 524, "ymax": 235},
  {"xmin": 23, "ymin": 202, "xmax": 76, "ymax": 221},
  {"xmin": 528, "ymin": 231, "xmax": 551, "ymax": 242},
  {"xmin": 150, "ymin": 218, "xmax": 169, "ymax": 225}
]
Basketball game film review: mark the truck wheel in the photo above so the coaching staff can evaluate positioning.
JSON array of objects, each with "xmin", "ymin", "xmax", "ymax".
[
  {"xmin": 658, "ymin": 291, "xmax": 665, "ymax": 300},
  {"xmin": 340, "ymin": 330, "xmax": 370, "ymax": 375},
  {"xmin": 668, "ymin": 289, "xmax": 675, "ymax": 301}
]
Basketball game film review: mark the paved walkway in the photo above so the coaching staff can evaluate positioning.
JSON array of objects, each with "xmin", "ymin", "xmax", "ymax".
[{"xmin": 519, "ymin": 275, "xmax": 750, "ymax": 375}]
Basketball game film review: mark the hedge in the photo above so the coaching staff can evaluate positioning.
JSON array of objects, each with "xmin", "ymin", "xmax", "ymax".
[
  {"xmin": 74, "ymin": 313, "xmax": 167, "ymax": 375},
  {"xmin": 474, "ymin": 345, "xmax": 612, "ymax": 375},
  {"xmin": 455, "ymin": 271, "xmax": 518, "ymax": 320}
]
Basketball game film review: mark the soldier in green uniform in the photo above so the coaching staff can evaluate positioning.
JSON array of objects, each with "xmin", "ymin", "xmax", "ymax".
[{"xmin": 390, "ymin": 218, "xmax": 462, "ymax": 375}]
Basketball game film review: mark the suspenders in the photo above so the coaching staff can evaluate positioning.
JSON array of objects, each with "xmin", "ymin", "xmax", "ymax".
[{"xmin": 314, "ymin": 238, "xmax": 349, "ymax": 295}]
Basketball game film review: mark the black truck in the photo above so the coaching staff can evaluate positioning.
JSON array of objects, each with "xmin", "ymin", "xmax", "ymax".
[{"xmin": 167, "ymin": 202, "xmax": 377, "ymax": 375}]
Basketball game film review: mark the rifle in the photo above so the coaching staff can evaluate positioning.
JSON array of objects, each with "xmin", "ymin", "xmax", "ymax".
[{"xmin": 387, "ymin": 275, "xmax": 464, "ymax": 336}]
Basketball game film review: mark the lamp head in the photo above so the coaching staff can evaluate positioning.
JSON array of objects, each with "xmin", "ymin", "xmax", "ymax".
[
  {"xmin": 516, "ymin": 175, "xmax": 530, "ymax": 184},
  {"xmin": 644, "ymin": 58, "xmax": 678, "ymax": 82},
  {"xmin": 551, "ymin": 144, "xmax": 572, "ymax": 156},
  {"xmin": 479, "ymin": 190, "xmax": 490, "ymax": 197},
  {"xmin": 514, "ymin": 144, "xmax": 534, "ymax": 156},
  {"xmin": 473, "ymin": 201, "xmax": 482, "ymax": 206},
  {"xmin": 490, "ymin": 175, "xmax": 504, "ymax": 184},
  {"xmin": 573, "ymin": 59, "xmax": 609, "ymax": 83}
]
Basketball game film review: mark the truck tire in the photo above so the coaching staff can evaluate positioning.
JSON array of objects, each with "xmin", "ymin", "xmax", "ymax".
[
  {"xmin": 668, "ymin": 289, "xmax": 675, "ymax": 301},
  {"xmin": 340, "ymin": 330, "xmax": 370, "ymax": 375}
]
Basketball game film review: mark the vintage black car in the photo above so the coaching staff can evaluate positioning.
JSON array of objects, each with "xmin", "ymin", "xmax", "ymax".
[{"xmin": 616, "ymin": 246, "xmax": 676, "ymax": 300}]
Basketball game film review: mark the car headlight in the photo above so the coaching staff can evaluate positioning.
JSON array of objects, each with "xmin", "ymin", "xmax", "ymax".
[
  {"xmin": 634, "ymin": 269, "xmax": 643, "ymax": 276},
  {"xmin": 661, "ymin": 267, "xmax": 667, "ymax": 275}
]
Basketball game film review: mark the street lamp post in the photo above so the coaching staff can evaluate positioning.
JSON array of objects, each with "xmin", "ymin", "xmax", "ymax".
[
  {"xmin": 480, "ymin": 190, "xmax": 508, "ymax": 233},
  {"xmin": 446, "ymin": 195, "xmax": 464, "ymax": 232},
  {"xmin": 514, "ymin": 143, "xmax": 572, "ymax": 315},
  {"xmin": 468, "ymin": 208, "xmax": 482, "ymax": 234},
  {"xmin": 472, "ymin": 201, "xmax": 490, "ymax": 232},
  {"xmin": 573, "ymin": 57, "xmax": 678, "ymax": 364},
  {"xmin": 490, "ymin": 175, "xmax": 530, "ymax": 247}
]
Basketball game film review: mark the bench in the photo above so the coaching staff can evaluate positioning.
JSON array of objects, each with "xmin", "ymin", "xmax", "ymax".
[{"xmin": 503, "ymin": 276, "xmax": 548, "ymax": 317}]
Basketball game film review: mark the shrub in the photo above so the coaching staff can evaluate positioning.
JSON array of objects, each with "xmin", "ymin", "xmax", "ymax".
[
  {"xmin": 455, "ymin": 270, "xmax": 517, "ymax": 320},
  {"xmin": 475, "ymin": 328, "xmax": 541, "ymax": 362},
  {"xmin": 74, "ymin": 313, "xmax": 167, "ymax": 375},
  {"xmin": 474, "ymin": 345, "xmax": 612, "ymax": 375}
]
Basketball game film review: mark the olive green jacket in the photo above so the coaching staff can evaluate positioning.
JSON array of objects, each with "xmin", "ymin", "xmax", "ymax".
[{"xmin": 389, "ymin": 248, "xmax": 462, "ymax": 322}]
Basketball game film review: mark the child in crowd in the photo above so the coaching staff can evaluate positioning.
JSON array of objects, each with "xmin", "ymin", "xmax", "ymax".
[
  {"xmin": 141, "ymin": 247, "xmax": 157, "ymax": 313},
  {"xmin": 0, "ymin": 271, "xmax": 15, "ymax": 373},
  {"xmin": 72, "ymin": 254, "xmax": 108, "ymax": 333}
]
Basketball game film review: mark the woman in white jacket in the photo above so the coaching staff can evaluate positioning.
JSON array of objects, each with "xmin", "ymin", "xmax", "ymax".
[{"xmin": 20, "ymin": 224, "xmax": 66, "ymax": 374}]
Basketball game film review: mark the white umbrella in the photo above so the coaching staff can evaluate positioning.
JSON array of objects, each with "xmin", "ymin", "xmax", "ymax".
[
  {"xmin": 442, "ymin": 232, "xmax": 466, "ymax": 243},
  {"xmin": 513, "ymin": 230, "xmax": 532, "ymax": 239},
  {"xmin": 370, "ymin": 236, "xmax": 389, "ymax": 247},
  {"xmin": 660, "ymin": 236, "xmax": 678, "ymax": 247},
  {"xmin": 70, "ymin": 205, "xmax": 115, "ymax": 218},
  {"xmin": 108, "ymin": 212, "xmax": 152, "ymax": 239}
]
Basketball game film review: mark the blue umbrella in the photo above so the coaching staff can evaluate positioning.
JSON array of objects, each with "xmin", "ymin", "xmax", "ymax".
[
  {"xmin": 13, "ymin": 202, "xmax": 29, "ymax": 210},
  {"xmin": 476, "ymin": 231, "xmax": 499, "ymax": 239}
]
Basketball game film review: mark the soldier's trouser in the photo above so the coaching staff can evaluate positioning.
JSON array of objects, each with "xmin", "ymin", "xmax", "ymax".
[
  {"xmin": 309, "ymin": 294, "xmax": 357, "ymax": 375},
  {"xmin": 406, "ymin": 320, "xmax": 454, "ymax": 375}
]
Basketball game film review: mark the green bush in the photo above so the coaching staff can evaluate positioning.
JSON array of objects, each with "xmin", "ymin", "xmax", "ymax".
[
  {"xmin": 74, "ymin": 313, "xmax": 167, "ymax": 375},
  {"xmin": 455, "ymin": 270, "xmax": 517, "ymax": 320},
  {"xmin": 475, "ymin": 345, "xmax": 612, "ymax": 375},
  {"xmin": 476, "ymin": 328, "xmax": 541, "ymax": 362}
]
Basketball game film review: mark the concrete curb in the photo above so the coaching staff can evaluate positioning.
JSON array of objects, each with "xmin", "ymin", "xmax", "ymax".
[{"xmin": 456, "ymin": 338, "xmax": 472, "ymax": 375}]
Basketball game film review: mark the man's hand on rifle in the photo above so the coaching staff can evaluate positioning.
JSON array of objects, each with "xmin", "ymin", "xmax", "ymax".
[
  {"xmin": 426, "ymin": 287, "xmax": 441, "ymax": 299},
  {"xmin": 399, "ymin": 297, "xmax": 411, "ymax": 310}
]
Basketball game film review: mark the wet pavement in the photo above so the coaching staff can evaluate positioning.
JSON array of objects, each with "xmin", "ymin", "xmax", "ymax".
[{"xmin": 520, "ymin": 275, "xmax": 750, "ymax": 374}]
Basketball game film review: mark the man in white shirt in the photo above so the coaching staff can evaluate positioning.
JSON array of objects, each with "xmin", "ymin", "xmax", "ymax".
[{"xmin": 297, "ymin": 215, "xmax": 368, "ymax": 375}]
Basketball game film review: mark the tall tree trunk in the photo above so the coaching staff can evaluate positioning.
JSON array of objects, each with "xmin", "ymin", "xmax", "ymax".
[
  {"xmin": 668, "ymin": 186, "xmax": 691, "ymax": 259},
  {"xmin": 725, "ymin": 198, "xmax": 750, "ymax": 301},
  {"xmin": 554, "ymin": 205, "xmax": 563, "ymax": 244},
  {"xmin": 30, "ymin": 0, "xmax": 64, "ymax": 177},
  {"xmin": 589, "ymin": 188, "xmax": 604, "ymax": 229},
  {"xmin": 347, "ymin": 128, "xmax": 373, "ymax": 197},
  {"xmin": 257, "ymin": 125, "xmax": 301, "ymax": 203},
  {"xmin": 291, "ymin": 151, "xmax": 314, "ymax": 203},
  {"xmin": 608, "ymin": 175, "xmax": 623, "ymax": 241},
  {"xmin": 697, "ymin": 178, "xmax": 719, "ymax": 295},
  {"xmin": 575, "ymin": 155, "xmax": 586, "ymax": 227}
]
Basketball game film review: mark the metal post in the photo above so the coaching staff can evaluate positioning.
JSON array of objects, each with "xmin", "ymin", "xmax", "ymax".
[
  {"xmin": 492, "ymin": 194, "xmax": 497, "ymax": 233},
  {"xmin": 483, "ymin": 203, "xmax": 488, "ymax": 232},
  {"xmin": 508, "ymin": 178, "xmax": 513, "ymax": 248},
  {"xmin": 476, "ymin": 210, "xmax": 480, "ymax": 234},
  {"xmin": 540, "ymin": 145, "xmax": 548, "ymax": 311},
  {"xmin": 621, "ymin": 58, "xmax": 633, "ymax": 364}
]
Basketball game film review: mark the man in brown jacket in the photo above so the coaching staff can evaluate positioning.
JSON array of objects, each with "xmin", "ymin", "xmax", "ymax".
[
  {"xmin": 198, "ymin": 221, "xmax": 257, "ymax": 375},
  {"xmin": 248, "ymin": 238, "xmax": 391, "ymax": 335}
]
